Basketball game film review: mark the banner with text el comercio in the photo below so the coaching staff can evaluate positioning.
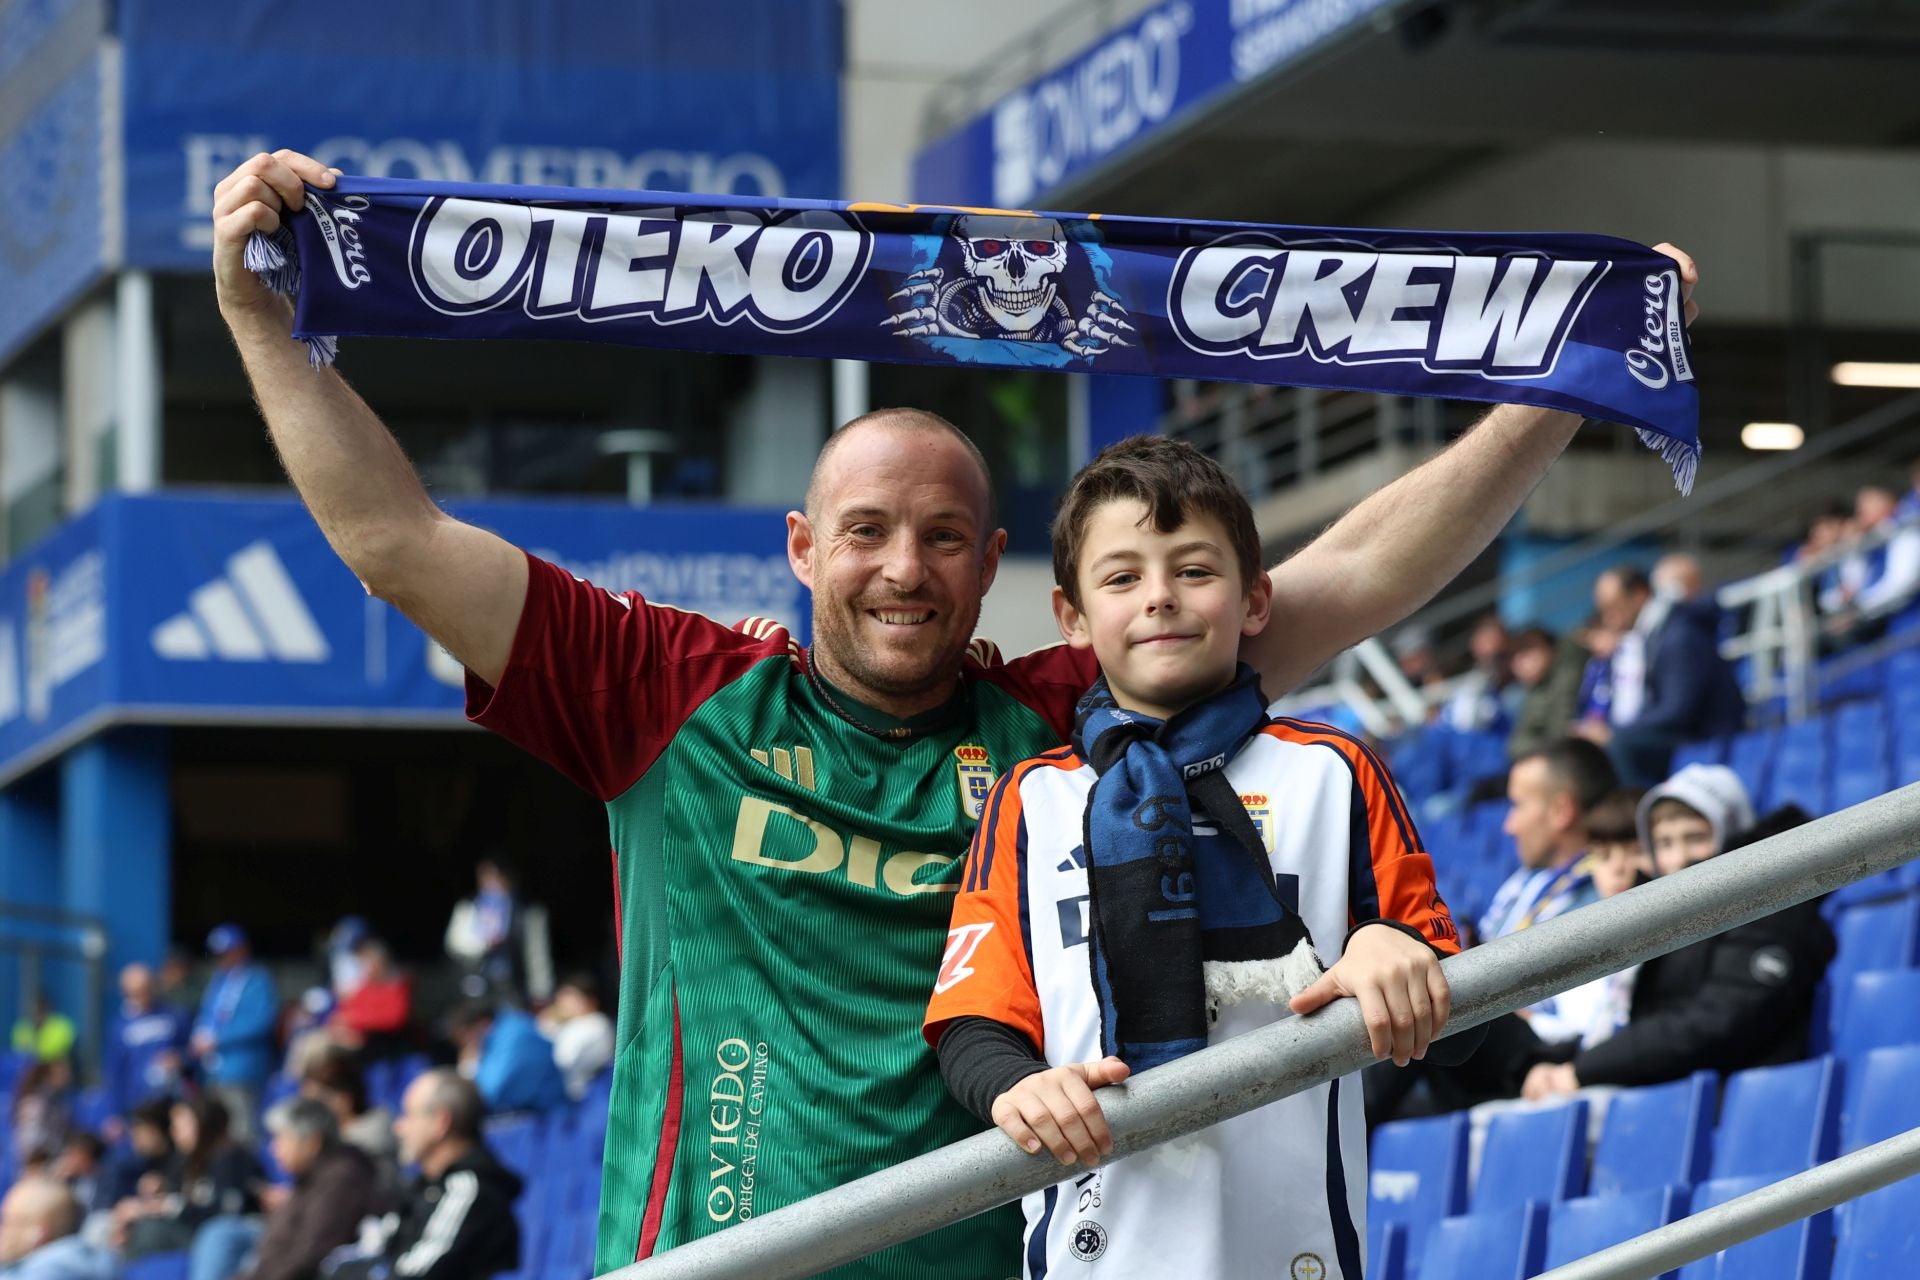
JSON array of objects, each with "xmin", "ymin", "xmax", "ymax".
[
  {"xmin": 913, "ymin": 0, "xmax": 1395, "ymax": 207},
  {"xmin": 118, "ymin": 0, "xmax": 843, "ymax": 270},
  {"xmin": 0, "ymin": 493, "xmax": 808, "ymax": 783}
]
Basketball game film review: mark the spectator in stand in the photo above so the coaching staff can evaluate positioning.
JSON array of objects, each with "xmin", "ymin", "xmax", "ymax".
[
  {"xmin": 1801, "ymin": 504, "xmax": 1855, "ymax": 615},
  {"xmin": 538, "ymin": 973, "xmax": 614, "ymax": 1101},
  {"xmin": 1651, "ymin": 552, "xmax": 1707, "ymax": 603},
  {"xmin": 1515, "ymin": 788, "xmax": 1649, "ymax": 1056},
  {"xmin": 1441, "ymin": 614, "xmax": 1515, "ymax": 733},
  {"xmin": 325, "ymin": 940, "xmax": 412, "ymax": 1059},
  {"xmin": 1507, "ymin": 625, "xmax": 1590, "ymax": 761},
  {"xmin": 94, "ymin": 1100, "xmax": 172, "ymax": 1223},
  {"xmin": 117, "ymin": 1097, "xmax": 263, "ymax": 1258},
  {"xmin": 445, "ymin": 861, "xmax": 521, "ymax": 996},
  {"xmin": 1522, "ymin": 781, "xmax": 1833, "ymax": 1099},
  {"xmin": 319, "ymin": 1071, "xmax": 520, "ymax": 1280},
  {"xmin": 48, "ymin": 1134, "xmax": 106, "ymax": 1220},
  {"xmin": 105, "ymin": 964, "xmax": 192, "ymax": 1121},
  {"xmin": 297, "ymin": 1046, "xmax": 400, "ymax": 1211},
  {"xmin": 0, "ymin": 1177, "xmax": 116, "ymax": 1280},
  {"xmin": 1572, "ymin": 617, "xmax": 1617, "ymax": 732},
  {"xmin": 9, "ymin": 995, "xmax": 76, "ymax": 1067},
  {"xmin": 1581, "ymin": 563, "xmax": 1746, "ymax": 786},
  {"xmin": 444, "ymin": 1002, "xmax": 567, "ymax": 1116},
  {"xmin": 1826, "ymin": 483, "xmax": 1920, "ymax": 641},
  {"xmin": 191, "ymin": 927, "xmax": 279, "ymax": 1143},
  {"xmin": 190, "ymin": 1099, "xmax": 378, "ymax": 1280},
  {"xmin": 323, "ymin": 919, "xmax": 370, "ymax": 1002},
  {"xmin": 9, "ymin": 1059, "xmax": 74, "ymax": 1172}
]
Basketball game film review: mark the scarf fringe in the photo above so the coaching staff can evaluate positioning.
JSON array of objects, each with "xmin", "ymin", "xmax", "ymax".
[
  {"xmin": 1204, "ymin": 938, "xmax": 1325, "ymax": 1017},
  {"xmin": 245, "ymin": 228, "xmax": 339, "ymax": 369},
  {"xmin": 1637, "ymin": 427, "xmax": 1699, "ymax": 496}
]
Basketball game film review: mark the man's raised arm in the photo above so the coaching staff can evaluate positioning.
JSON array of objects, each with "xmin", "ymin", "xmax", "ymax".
[
  {"xmin": 1247, "ymin": 245, "xmax": 1700, "ymax": 696},
  {"xmin": 213, "ymin": 150, "xmax": 526, "ymax": 686}
]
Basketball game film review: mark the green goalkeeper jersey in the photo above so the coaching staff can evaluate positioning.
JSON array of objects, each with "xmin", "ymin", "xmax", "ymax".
[{"xmin": 468, "ymin": 554, "xmax": 1094, "ymax": 1277}]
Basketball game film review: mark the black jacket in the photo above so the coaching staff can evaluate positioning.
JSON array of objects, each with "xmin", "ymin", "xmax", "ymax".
[
  {"xmin": 381, "ymin": 1145, "xmax": 523, "ymax": 1279},
  {"xmin": 1543, "ymin": 894, "xmax": 1834, "ymax": 1087}
]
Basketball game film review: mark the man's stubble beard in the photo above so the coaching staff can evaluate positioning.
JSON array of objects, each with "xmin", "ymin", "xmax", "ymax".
[{"xmin": 812, "ymin": 592, "xmax": 984, "ymax": 704}]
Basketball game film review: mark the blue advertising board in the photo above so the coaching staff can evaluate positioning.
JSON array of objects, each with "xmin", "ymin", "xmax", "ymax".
[
  {"xmin": 0, "ymin": 0, "xmax": 108, "ymax": 365},
  {"xmin": 0, "ymin": 493, "xmax": 809, "ymax": 783},
  {"xmin": 913, "ymin": 0, "xmax": 1395, "ymax": 207},
  {"xmin": 118, "ymin": 0, "xmax": 843, "ymax": 270}
]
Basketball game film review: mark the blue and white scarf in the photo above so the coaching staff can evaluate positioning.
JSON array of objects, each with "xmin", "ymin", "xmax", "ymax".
[
  {"xmin": 1070, "ymin": 667, "xmax": 1323, "ymax": 1071},
  {"xmin": 250, "ymin": 177, "xmax": 1703, "ymax": 489}
]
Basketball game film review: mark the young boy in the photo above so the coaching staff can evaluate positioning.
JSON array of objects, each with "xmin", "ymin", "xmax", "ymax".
[
  {"xmin": 1586, "ymin": 788, "xmax": 1653, "ymax": 900},
  {"xmin": 924, "ymin": 436, "xmax": 1467, "ymax": 1279}
]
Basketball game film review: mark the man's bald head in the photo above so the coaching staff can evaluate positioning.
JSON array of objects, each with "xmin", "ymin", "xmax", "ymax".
[
  {"xmin": 804, "ymin": 409, "xmax": 995, "ymax": 527},
  {"xmin": 0, "ymin": 1177, "xmax": 81, "ymax": 1263}
]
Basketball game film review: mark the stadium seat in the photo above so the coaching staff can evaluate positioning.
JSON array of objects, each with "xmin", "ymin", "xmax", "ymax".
[
  {"xmin": 1591, "ymin": 1071, "xmax": 1718, "ymax": 1196},
  {"xmin": 1831, "ymin": 898, "xmax": 1920, "ymax": 987},
  {"xmin": 1842, "ymin": 1044, "xmax": 1920, "ymax": 1154},
  {"xmin": 122, "ymin": 1254, "xmax": 191, "ymax": 1280},
  {"xmin": 1833, "ymin": 1168, "xmax": 1920, "ymax": 1279},
  {"xmin": 1679, "ymin": 1176, "xmax": 1832, "ymax": 1280},
  {"xmin": 1893, "ymin": 719, "xmax": 1920, "ymax": 789},
  {"xmin": 1472, "ymin": 1099, "xmax": 1588, "ymax": 1212},
  {"xmin": 1418, "ymin": 1205, "xmax": 1546, "ymax": 1280},
  {"xmin": 1712, "ymin": 1057, "xmax": 1840, "ymax": 1178},
  {"xmin": 1544, "ymin": 1187, "xmax": 1683, "ymax": 1274},
  {"xmin": 1367, "ymin": 1220, "xmax": 1408, "ymax": 1280},
  {"xmin": 1369, "ymin": 1112, "xmax": 1469, "ymax": 1261},
  {"xmin": 1831, "ymin": 756, "xmax": 1892, "ymax": 812},
  {"xmin": 1726, "ymin": 729, "xmax": 1777, "ymax": 813},
  {"xmin": 1671, "ymin": 738, "xmax": 1726, "ymax": 770},
  {"xmin": 1834, "ymin": 969, "xmax": 1920, "ymax": 1060},
  {"xmin": 1770, "ymin": 717, "xmax": 1831, "ymax": 814}
]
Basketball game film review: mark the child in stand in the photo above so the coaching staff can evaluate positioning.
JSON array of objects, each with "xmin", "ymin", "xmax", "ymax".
[{"xmin": 925, "ymin": 436, "xmax": 1474, "ymax": 1279}]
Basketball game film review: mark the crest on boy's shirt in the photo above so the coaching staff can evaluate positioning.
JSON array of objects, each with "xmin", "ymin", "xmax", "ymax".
[
  {"xmin": 1240, "ymin": 793, "xmax": 1273, "ymax": 853},
  {"xmin": 954, "ymin": 745, "xmax": 996, "ymax": 821}
]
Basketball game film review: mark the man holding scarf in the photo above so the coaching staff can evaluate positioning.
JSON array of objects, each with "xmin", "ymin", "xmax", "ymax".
[{"xmin": 209, "ymin": 150, "xmax": 1698, "ymax": 1277}]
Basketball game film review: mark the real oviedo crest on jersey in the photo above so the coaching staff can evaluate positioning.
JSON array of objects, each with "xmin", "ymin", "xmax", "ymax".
[{"xmin": 954, "ymin": 745, "xmax": 996, "ymax": 822}]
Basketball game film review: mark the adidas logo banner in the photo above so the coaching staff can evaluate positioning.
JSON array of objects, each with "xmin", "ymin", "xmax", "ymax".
[{"xmin": 254, "ymin": 177, "xmax": 1701, "ymax": 490}]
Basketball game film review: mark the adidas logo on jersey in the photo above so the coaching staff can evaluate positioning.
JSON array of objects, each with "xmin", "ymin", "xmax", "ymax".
[
  {"xmin": 150, "ymin": 541, "xmax": 330, "ymax": 663},
  {"xmin": 750, "ymin": 743, "xmax": 817, "ymax": 791}
]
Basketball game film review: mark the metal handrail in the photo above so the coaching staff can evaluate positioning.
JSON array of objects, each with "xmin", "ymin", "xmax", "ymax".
[{"xmin": 621, "ymin": 783, "xmax": 1920, "ymax": 1278}]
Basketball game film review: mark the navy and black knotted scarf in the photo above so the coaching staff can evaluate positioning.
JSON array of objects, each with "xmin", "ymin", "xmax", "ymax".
[{"xmin": 1071, "ymin": 665, "xmax": 1323, "ymax": 1071}]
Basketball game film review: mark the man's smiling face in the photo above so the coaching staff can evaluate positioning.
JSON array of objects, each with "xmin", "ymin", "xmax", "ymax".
[{"xmin": 788, "ymin": 420, "xmax": 1005, "ymax": 717}]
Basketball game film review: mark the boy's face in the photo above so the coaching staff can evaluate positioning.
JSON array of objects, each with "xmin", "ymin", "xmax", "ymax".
[
  {"xmin": 1589, "ymin": 839, "xmax": 1649, "ymax": 898},
  {"xmin": 1052, "ymin": 500, "xmax": 1270, "ymax": 721},
  {"xmin": 1651, "ymin": 811, "xmax": 1718, "ymax": 877}
]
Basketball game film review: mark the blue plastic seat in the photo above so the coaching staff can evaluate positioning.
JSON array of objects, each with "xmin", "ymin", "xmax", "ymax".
[
  {"xmin": 1545, "ymin": 1187, "xmax": 1683, "ymax": 1273},
  {"xmin": 1592, "ymin": 1072, "xmax": 1717, "ymax": 1196},
  {"xmin": 1894, "ymin": 720, "xmax": 1920, "ymax": 789},
  {"xmin": 1473, "ymin": 1099, "xmax": 1588, "ymax": 1212},
  {"xmin": 1726, "ymin": 730, "xmax": 1777, "ymax": 813},
  {"xmin": 1367, "ymin": 1220, "xmax": 1408, "ymax": 1280},
  {"xmin": 1369, "ymin": 1112, "xmax": 1469, "ymax": 1260},
  {"xmin": 1842, "ymin": 1043, "xmax": 1920, "ymax": 1154},
  {"xmin": 1834, "ymin": 969, "xmax": 1920, "ymax": 1061},
  {"xmin": 1419, "ymin": 1205, "xmax": 1546, "ymax": 1280},
  {"xmin": 1832, "ymin": 899, "xmax": 1920, "ymax": 988},
  {"xmin": 1678, "ymin": 1175, "xmax": 1831, "ymax": 1280},
  {"xmin": 1770, "ymin": 717, "xmax": 1831, "ymax": 814},
  {"xmin": 1833, "ymin": 1166, "xmax": 1920, "ymax": 1278},
  {"xmin": 1671, "ymin": 738, "xmax": 1726, "ymax": 770},
  {"xmin": 1712, "ymin": 1057, "xmax": 1840, "ymax": 1179},
  {"xmin": 122, "ymin": 1254, "xmax": 191, "ymax": 1280}
]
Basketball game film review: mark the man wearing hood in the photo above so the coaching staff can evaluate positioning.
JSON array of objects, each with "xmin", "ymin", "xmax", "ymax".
[
  {"xmin": 1581, "ymin": 564, "xmax": 1746, "ymax": 786},
  {"xmin": 1522, "ymin": 766, "xmax": 1834, "ymax": 1098},
  {"xmin": 322, "ymin": 1070, "xmax": 520, "ymax": 1279}
]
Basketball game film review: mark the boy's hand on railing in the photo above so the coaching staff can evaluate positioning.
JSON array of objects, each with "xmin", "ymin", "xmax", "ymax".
[
  {"xmin": 1290, "ymin": 923, "xmax": 1451, "ymax": 1067},
  {"xmin": 991, "ymin": 1057, "xmax": 1132, "ymax": 1166}
]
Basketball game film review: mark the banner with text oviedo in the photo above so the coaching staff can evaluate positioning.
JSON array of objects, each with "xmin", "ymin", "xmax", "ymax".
[{"xmin": 0, "ymin": 493, "xmax": 807, "ymax": 783}]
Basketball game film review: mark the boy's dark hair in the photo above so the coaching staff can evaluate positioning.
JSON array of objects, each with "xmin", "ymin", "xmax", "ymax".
[
  {"xmin": 1586, "ymin": 788, "xmax": 1645, "ymax": 845},
  {"xmin": 129, "ymin": 1097, "xmax": 173, "ymax": 1136},
  {"xmin": 1518, "ymin": 738, "xmax": 1620, "ymax": 814},
  {"xmin": 1051, "ymin": 434, "xmax": 1261, "ymax": 609}
]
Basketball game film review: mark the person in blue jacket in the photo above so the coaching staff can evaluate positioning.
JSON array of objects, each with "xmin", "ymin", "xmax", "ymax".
[
  {"xmin": 1582, "ymin": 564, "xmax": 1746, "ymax": 786},
  {"xmin": 445, "ymin": 1001, "xmax": 567, "ymax": 1115},
  {"xmin": 191, "ymin": 925, "xmax": 279, "ymax": 1142},
  {"xmin": 104, "ymin": 963, "xmax": 192, "ymax": 1120}
]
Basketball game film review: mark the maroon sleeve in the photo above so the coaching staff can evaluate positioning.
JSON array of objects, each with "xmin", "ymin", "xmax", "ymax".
[
  {"xmin": 465, "ymin": 552, "xmax": 790, "ymax": 801},
  {"xmin": 967, "ymin": 640, "xmax": 1098, "ymax": 742}
]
